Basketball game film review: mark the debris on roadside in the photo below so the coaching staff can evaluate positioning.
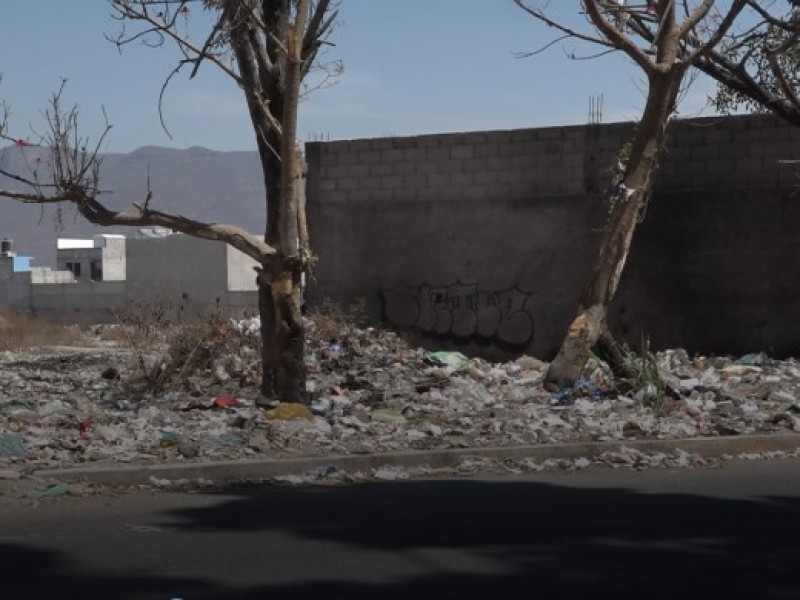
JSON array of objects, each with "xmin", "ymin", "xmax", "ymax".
[{"xmin": 2, "ymin": 319, "xmax": 800, "ymax": 478}]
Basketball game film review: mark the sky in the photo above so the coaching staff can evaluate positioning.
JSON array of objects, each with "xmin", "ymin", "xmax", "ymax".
[{"xmin": 0, "ymin": 1, "xmax": 727, "ymax": 153}]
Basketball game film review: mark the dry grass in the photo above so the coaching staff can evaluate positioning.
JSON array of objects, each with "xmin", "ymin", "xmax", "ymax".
[
  {"xmin": 307, "ymin": 298, "xmax": 368, "ymax": 342},
  {"xmin": 102, "ymin": 299, "xmax": 261, "ymax": 392},
  {"xmin": 0, "ymin": 310, "xmax": 88, "ymax": 351}
]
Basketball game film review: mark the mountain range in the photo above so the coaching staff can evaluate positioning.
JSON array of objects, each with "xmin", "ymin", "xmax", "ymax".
[{"xmin": 0, "ymin": 144, "xmax": 266, "ymax": 267}]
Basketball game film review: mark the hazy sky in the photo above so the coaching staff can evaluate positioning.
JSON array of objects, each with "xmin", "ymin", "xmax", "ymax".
[{"xmin": 0, "ymin": 1, "xmax": 724, "ymax": 153}]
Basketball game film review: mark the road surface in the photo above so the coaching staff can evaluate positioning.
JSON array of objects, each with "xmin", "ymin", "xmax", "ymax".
[{"xmin": 2, "ymin": 458, "xmax": 800, "ymax": 599}]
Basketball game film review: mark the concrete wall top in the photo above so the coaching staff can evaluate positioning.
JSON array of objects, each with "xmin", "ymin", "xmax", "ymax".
[{"xmin": 306, "ymin": 113, "xmax": 800, "ymax": 208}]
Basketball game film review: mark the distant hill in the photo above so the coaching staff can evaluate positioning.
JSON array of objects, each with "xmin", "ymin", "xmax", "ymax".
[{"xmin": 0, "ymin": 144, "xmax": 265, "ymax": 267}]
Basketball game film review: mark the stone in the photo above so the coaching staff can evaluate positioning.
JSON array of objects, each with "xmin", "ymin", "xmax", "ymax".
[
  {"xmin": 0, "ymin": 433, "xmax": 25, "ymax": 458},
  {"xmin": 371, "ymin": 408, "xmax": 407, "ymax": 424},
  {"xmin": 373, "ymin": 465, "xmax": 409, "ymax": 481}
]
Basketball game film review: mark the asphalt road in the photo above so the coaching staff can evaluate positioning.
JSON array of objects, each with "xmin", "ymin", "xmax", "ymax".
[{"xmin": 2, "ymin": 458, "xmax": 800, "ymax": 600}]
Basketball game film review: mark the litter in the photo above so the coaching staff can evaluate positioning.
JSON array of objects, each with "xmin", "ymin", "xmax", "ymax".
[
  {"xmin": 265, "ymin": 402, "xmax": 314, "ymax": 421},
  {"xmin": 0, "ymin": 331, "xmax": 797, "ymax": 477}
]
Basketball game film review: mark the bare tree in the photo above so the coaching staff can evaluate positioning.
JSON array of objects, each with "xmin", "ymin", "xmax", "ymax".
[
  {"xmin": 0, "ymin": 0, "xmax": 339, "ymax": 402},
  {"xmin": 704, "ymin": 1, "xmax": 800, "ymax": 124},
  {"xmin": 617, "ymin": 1, "xmax": 800, "ymax": 126},
  {"xmin": 515, "ymin": 0, "xmax": 747, "ymax": 389}
]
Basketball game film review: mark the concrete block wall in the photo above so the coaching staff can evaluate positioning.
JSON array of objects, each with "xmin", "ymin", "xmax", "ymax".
[
  {"xmin": 306, "ymin": 114, "xmax": 800, "ymax": 360},
  {"xmin": 307, "ymin": 122, "xmax": 635, "ymax": 206},
  {"xmin": 656, "ymin": 114, "xmax": 800, "ymax": 191}
]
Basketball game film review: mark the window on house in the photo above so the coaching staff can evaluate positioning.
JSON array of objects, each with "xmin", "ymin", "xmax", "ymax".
[
  {"xmin": 66, "ymin": 262, "xmax": 82, "ymax": 278},
  {"xmin": 91, "ymin": 260, "xmax": 102, "ymax": 281}
]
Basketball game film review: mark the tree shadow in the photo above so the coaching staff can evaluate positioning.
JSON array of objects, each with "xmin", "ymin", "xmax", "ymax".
[{"xmin": 2, "ymin": 478, "xmax": 799, "ymax": 599}]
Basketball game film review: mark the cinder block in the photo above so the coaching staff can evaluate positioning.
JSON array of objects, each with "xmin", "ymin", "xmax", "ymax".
[
  {"xmin": 735, "ymin": 156, "xmax": 764, "ymax": 173},
  {"xmin": 498, "ymin": 141, "xmax": 524, "ymax": 156},
  {"xmin": 475, "ymin": 144, "xmax": 500, "ymax": 158},
  {"xmin": 381, "ymin": 175, "xmax": 404, "ymax": 189},
  {"xmin": 370, "ymin": 138, "xmax": 393, "ymax": 150},
  {"xmin": 435, "ymin": 185, "xmax": 467, "ymax": 201},
  {"xmin": 521, "ymin": 140, "xmax": 548, "ymax": 156},
  {"xmin": 535, "ymin": 127, "xmax": 564, "ymax": 140},
  {"xmin": 417, "ymin": 162, "xmax": 442, "ymax": 174},
  {"xmin": 513, "ymin": 155, "xmax": 536, "ymax": 169},
  {"xmin": 439, "ymin": 159, "xmax": 465, "ymax": 173},
  {"xmin": 562, "ymin": 153, "xmax": 584, "ymax": 169},
  {"xmin": 702, "ymin": 129, "xmax": 734, "ymax": 145},
  {"xmin": 347, "ymin": 164, "xmax": 371, "ymax": 178},
  {"xmin": 348, "ymin": 139, "xmax": 372, "ymax": 152},
  {"xmin": 490, "ymin": 131, "xmax": 514, "ymax": 143},
  {"xmin": 393, "ymin": 162, "xmax": 417, "ymax": 176},
  {"xmin": 463, "ymin": 132, "xmax": 488, "ymax": 145},
  {"xmin": 369, "ymin": 189, "xmax": 395, "ymax": 202},
  {"xmin": 404, "ymin": 148, "xmax": 427, "ymax": 163},
  {"xmin": 475, "ymin": 171, "xmax": 499, "ymax": 185},
  {"xmin": 319, "ymin": 179, "xmax": 337, "ymax": 192},
  {"xmin": 380, "ymin": 149, "xmax": 405, "ymax": 163},
  {"xmin": 391, "ymin": 137, "xmax": 419, "ymax": 149},
  {"xmin": 511, "ymin": 129, "xmax": 538, "ymax": 142},
  {"xmin": 370, "ymin": 163, "xmax": 394, "ymax": 176},
  {"xmin": 404, "ymin": 173, "xmax": 428, "ymax": 188},
  {"xmin": 360, "ymin": 177, "xmax": 381, "ymax": 190},
  {"xmin": 338, "ymin": 178, "xmax": 359, "ymax": 191},
  {"xmin": 417, "ymin": 135, "xmax": 442, "ymax": 148},
  {"xmin": 461, "ymin": 185, "xmax": 488, "ymax": 200},
  {"xmin": 546, "ymin": 166, "xmax": 571, "ymax": 183},
  {"xmin": 426, "ymin": 147, "xmax": 450, "ymax": 161},
  {"xmin": 321, "ymin": 190, "xmax": 349, "ymax": 203},
  {"xmin": 449, "ymin": 171, "xmax": 475, "ymax": 186},
  {"xmin": 489, "ymin": 183, "xmax": 513, "ymax": 200},
  {"xmin": 325, "ymin": 164, "xmax": 349, "ymax": 179},
  {"xmin": 487, "ymin": 155, "xmax": 514, "ymax": 171},
  {"xmin": 499, "ymin": 170, "xmax": 523, "ymax": 185},
  {"xmin": 690, "ymin": 145, "xmax": 721, "ymax": 160},
  {"xmin": 347, "ymin": 189, "xmax": 373, "ymax": 202},
  {"xmin": 522, "ymin": 167, "xmax": 547, "ymax": 183},
  {"xmin": 358, "ymin": 151, "xmax": 382, "ymax": 164},
  {"xmin": 428, "ymin": 172, "xmax": 451, "ymax": 187},
  {"xmin": 451, "ymin": 146, "xmax": 475, "ymax": 159},
  {"xmin": 510, "ymin": 181, "xmax": 535, "ymax": 198},
  {"xmin": 463, "ymin": 158, "xmax": 485, "ymax": 172}
]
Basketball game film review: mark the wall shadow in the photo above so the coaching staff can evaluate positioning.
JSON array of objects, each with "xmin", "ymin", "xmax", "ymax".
[{"xmin": 2, "ymin": 477, "xmax": 799, "ymax": 599}]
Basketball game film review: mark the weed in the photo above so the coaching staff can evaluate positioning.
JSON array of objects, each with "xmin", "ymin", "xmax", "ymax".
[
  {"xmin": 614, "ymin": 334, "xmax": 667, "ymax": 415},
  {"xmin": 107, "ymin": 298, "xmax": 260, "ymax": 393}
]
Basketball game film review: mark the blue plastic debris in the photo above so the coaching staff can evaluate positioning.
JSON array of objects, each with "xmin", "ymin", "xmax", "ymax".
[{"xmin": 551, "ymin": 378, "xmax": 605, "ymax": 405}]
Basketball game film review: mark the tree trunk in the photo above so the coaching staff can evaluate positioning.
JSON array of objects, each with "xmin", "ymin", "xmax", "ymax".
[
  {"xmin": 544, "ymin": 71, "xmax": 682, "ymax": 389},
  {"xmin": 259, "ymin": 150, "xmax": 281, "ymax": 398},
  {"xmin": 270, "ymin": 1, "xmax": 308, "ymax": 403}
]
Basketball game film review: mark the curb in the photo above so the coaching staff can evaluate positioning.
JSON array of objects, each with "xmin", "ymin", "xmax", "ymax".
[{"xmin": 32, "ymin": 432, "xmax": 800, "ymax": 486}]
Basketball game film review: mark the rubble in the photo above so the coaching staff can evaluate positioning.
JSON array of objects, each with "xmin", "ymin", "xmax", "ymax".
[{"xmin": 1, "ymin": 322, "xmax": 800, "ymax": 481}]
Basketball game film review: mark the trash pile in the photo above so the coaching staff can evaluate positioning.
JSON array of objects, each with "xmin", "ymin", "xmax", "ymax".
[{"xmin": 1, "ymin": 321, "xmax": 800, "ymax": 477}]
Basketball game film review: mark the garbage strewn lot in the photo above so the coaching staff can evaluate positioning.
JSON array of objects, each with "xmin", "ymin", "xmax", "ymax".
[{"xmin": 2, "ymin": 315, "xmax": 800, "ymax": 485}]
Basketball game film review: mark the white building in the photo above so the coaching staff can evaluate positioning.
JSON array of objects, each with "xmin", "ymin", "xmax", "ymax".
[{"xmin": 0, "ymin": 233, "xmax": 259, "ymax": 322}]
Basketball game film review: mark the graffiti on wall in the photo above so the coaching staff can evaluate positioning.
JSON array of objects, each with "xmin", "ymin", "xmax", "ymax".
[{"xmin": 379, "ymin": 281, "xmax": 535, "ymax": 347}]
